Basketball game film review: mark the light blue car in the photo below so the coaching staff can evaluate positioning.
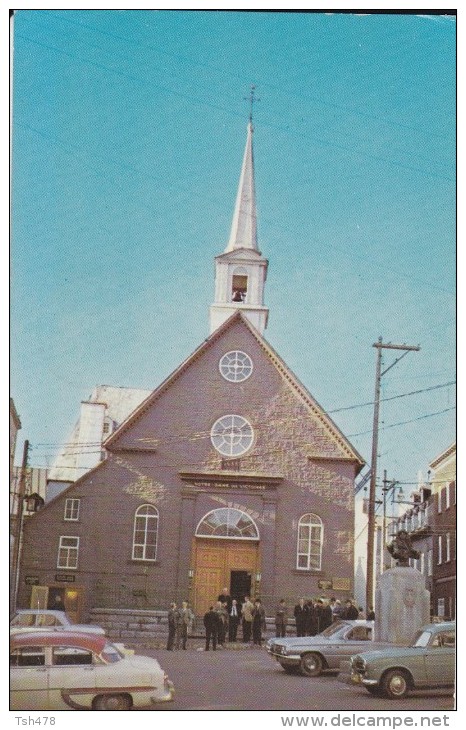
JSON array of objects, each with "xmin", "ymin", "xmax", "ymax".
[{"xmin": 350, "ymin": 621, "xmax": 455, "ymax": 699}]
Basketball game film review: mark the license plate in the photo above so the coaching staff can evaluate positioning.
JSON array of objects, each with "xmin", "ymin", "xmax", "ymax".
[{"xmin": 351, "ymin": 672, "xmax": 361, "ymax": 683}]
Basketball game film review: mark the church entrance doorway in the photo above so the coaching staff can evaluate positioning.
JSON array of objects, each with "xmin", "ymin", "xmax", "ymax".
[
  {"xmin": 230, "ymin": 570, "xmax": 251, "ymax": 604},
  {"xmin": 192, "ymin": 538, "xmax": 259, "ymax": 616}
]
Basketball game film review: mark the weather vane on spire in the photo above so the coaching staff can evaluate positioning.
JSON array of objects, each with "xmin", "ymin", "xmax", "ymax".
[{"xmin": 244, "ymin": 84, "xmax": 259, "ymax": 125}]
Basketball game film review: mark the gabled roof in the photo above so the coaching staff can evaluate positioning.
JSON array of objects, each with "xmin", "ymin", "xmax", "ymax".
[
  {"xmin": 104, "ymin": 311, "xmax": 365, "ymax": 470},
  {"xmin": 429, "ymin": 442, "xmax": 456, "ymax": 470}
]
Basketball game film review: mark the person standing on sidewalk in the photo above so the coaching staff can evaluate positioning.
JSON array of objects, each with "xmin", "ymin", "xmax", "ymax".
[
  {"xmin": 228, "ymin": 599, "xmax": 240, "ymax": 642},
  {"xmin": 204, "ymin": 606, "xmax": 219, "ymax": 651},
  {"xmin": 166, "ymin": 602, "xmax": 178, "ymax": 651},
  {"xmin": 275, "ymin": 599, "xmax": 288, "ymax": 638},
  {"xmin": 252, "ymin": 598, "xmax": 266, "ymax": 646},
  {"xmin": 179, "ymin": 600, "xmax": 194, "ymax": 650},
  {"xmin": 241, "ymin": 595, "xmax": 254, "ymax": 643}
]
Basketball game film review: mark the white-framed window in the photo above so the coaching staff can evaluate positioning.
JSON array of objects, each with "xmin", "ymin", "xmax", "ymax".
[
  {"xmin": 57, "ymin": 536, "xmax": 79, "ymax": 569},
  {"xmin": 438, "ymin": 489, "xmax": 442, "ymax": 513},
  {"xmin": 132, "ymin": 505, "xmax": 159, "ymax": 561},
  {"xmin": 64, "ymin": 498, "xmax": 80, "ymax": 521},
  {"xmin": 219, "ymin": 351, "xmax": 253, "ymax": 383},
  {"xmin": 427, "ymin": 549, "xmax": 433, "ymax": 577},
  {"xmin": 296, "ymin": 513, "xmax": 323, "ymax": 571},
  {"xmin": 446, "ymin": 532, "xmax": 451, "ymax": 562},
  {"xmin": 445, "ymin": 482, "xmax": 450, "ymax": 509},
  {"xmin": 437, "ymin": 597, "xmax": 445, "ymax": 618},
  {"xmin": 420, "ymin": 552, "xmax": 425, "ymax": 575},
  {"xmin": 195, "ymin": 508, "xmax": 259, "ymax": 540},
  {"xmin": 210, "ymin": 415, "xmax": 254, "ymax": 457},
  {"xmin": 437, "ymin": 534, "xmax": 442, "ymax": 565}
]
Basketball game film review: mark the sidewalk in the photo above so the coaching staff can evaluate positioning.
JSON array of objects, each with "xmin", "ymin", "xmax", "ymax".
[{"xmin": 122, "ymin": 637, "xmax": 269, "ymax": 651}]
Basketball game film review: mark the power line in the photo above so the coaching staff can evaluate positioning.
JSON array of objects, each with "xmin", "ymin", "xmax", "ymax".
[
  {"xmin": 30, "ymin": 376, "xmax": 455, "ymax": 451},
  {"xmin": 328, "ymin": 380, "xmax": 455, "ymax": 414},
  {"xmin": 348, "ymin": 406, "xmax": 455, "ymax": 437},
  {"xmin": 46, "ymin": 9, "xmax": 453, "ymax": 145},
  {"xmin": 14, "ymin": 29, "xmax": 454, "ymax": 186}
]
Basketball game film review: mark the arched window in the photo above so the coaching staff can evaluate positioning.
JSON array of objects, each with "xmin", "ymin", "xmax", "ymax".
[
  {"xmin": 196, "ymin": 508, "xmax": 259, "ymax": 540},
  {"xmin": 297, "ymin": 513, "xmax": 323, "ymax": 571},
  {"xmin": 132, "ymin": 505, "xmax": 159, "ymax": 561}
]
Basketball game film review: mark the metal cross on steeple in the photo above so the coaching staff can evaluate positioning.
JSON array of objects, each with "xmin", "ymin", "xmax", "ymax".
[{"xmin": 244, "ymin": 84, "xmax": 259, "ymax": 124}]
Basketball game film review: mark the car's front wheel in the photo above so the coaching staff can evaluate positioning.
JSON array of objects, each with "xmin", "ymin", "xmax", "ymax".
[
  {"xmin": 300, "ymin": 652, "xmax": 324, "ymax": 677},
  {"xmin": 93, "ymin": 693, "xmax": 132, "ymax": 711},
  {"xmin": 381, "ymin": 669, "xmax": 410, "ymax": 699}
]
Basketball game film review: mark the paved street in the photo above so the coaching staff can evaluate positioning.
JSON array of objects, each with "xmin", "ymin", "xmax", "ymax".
[{"xmin": 134, "ymin": 644, "xmax": 455, "ymax": 712}]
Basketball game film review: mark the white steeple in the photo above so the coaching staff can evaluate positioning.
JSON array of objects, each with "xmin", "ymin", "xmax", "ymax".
[
  {"xmin": 209, "ymin": 115, "xmax": 269, "ymax": 335},
  {"xmin": 225, "ymin": 122, "xmax": 258, "ymax": 253}
]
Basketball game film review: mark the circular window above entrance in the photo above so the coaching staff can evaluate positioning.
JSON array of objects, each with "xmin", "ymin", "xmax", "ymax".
[
  {"xmin": 196, "ymin": 508, "xmax": 259, "ymax": 539},
  {"xmin": 210, "ymin": 415, "xmax": 254, "ymax": 457},
  {"xmin": 219, "ymin": 351, "xmax": 253, "ymax": 383}
]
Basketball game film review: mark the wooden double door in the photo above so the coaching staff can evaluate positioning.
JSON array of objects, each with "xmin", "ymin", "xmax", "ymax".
[{"xmin": 193, "ymin": 539, "xmax": 259, "ymax": 616}]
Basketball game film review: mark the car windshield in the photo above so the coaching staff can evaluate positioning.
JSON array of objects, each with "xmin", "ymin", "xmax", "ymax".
[
  {"xmin": 11, "ymin": 614, "xmax": 35, "ymax": 627},
  {"xmin": 101, "ymin": 642, "xmax": 124, "ymax": 663},
  {"xmin": 321, "ymin": 621, "xmax": 348, "ymax": 637},
  {"xmin": 412, "ymin": 630, "xmax": 432, "ymax": 647}
]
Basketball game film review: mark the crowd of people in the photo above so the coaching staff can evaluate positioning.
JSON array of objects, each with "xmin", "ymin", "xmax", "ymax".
[{"xmin": 167, "ymin": 590, "xmax": 374, "ymax": 652}]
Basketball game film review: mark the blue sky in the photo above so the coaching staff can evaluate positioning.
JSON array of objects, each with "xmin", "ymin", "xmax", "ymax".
[{"xmin": 11, "ymin": 9, "xmax": 456, "ymax": 494}]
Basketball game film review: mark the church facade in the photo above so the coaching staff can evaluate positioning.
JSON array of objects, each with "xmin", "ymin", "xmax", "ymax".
[{"xmin": 18, "ymin": 122, "xmax": 364, "ymax": 619}]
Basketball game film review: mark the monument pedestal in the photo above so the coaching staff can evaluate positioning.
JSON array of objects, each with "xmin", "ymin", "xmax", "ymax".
[{"xmin": 374, "ymin": 566, "xmax": 430, "ymax": 644}]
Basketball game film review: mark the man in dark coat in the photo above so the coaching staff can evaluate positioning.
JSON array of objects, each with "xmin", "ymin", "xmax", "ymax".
[
  {"xmin": 294, "ymin": 598, "xmax": 308, "ymax": 637},
  {"xmin": 342, "ymin": 599, "xmax": 359, "ymax": 620},
  {"xmin": 275, "ymin": 599, "xmax": 288, "ymax": 638},
  {"xmin": 204, "ymin": 606, "xmax": 219, "ymax": 651},
  {"xmin": 166, "ymin": 602, "xmax": 178, "ymax": 650},
  {"xmin": 315, "ymin": 599, "xmax": 333, "ymax": 633},
  {"xmin": 252, "ymin": 598, "xmax": 266, "ymax": 646}
]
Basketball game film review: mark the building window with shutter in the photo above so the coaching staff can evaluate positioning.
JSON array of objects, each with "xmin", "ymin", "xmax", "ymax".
[
  {"xmin": 427, "ymin": 549, "xmax": 433, "ymax": 576},
  {"xmin": 437, "ymin": 534, "xmax": 442, "ymax": 565},
  {"xmin": 446, "ymin": 532, "xmax": 451, "ymax": 562}
]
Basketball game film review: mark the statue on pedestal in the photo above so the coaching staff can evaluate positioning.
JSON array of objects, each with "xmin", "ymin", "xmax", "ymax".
[{"xmin": 387, "ymin": 530, "xmax": 420, "ymax": 567}]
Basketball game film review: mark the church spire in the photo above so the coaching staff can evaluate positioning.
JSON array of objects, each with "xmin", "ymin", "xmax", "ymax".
[
  {"xmin": 225, "ymin": 120, "xmax": 258, "ymax": 253},
  {"xmin": 209, "ymin": 97, "xmax": 269, "ymax": 336}
]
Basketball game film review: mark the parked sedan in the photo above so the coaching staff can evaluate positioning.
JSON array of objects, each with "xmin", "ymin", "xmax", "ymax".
[
  {"xmin": 267, "ymin": 620, "xmax": 389, "ymax": 677},
  {"xmin": 10, "ymin": 609, "xmax": 105, "ymax": 636},
  {"xmin": 350, "ymin": 621, "xmax": 455, "ymax": 699},
  {"xmin": 10, "ymin": 630, "xmax": 175, "ymax": 710}
]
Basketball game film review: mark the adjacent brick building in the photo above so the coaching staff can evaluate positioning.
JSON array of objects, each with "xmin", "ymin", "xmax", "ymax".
[
  {"xmin": 430, "ymin": 443, "xmax": 456, "ymax": 620},
  {"xmin": 18, "ymin": 122, "xmax": 364, "ymax": 619}
]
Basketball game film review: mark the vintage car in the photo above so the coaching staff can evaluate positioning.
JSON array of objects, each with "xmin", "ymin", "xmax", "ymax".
[
  {"xmin": 10, "ymin": 609, "xmax": 106, "ymax": 635},
  {"xmin": 267, "ymin": 620, "xmax": 389, "ymax": 676},
  {"xmin": 10, "ymin": 630, "xmax": 175, "ymax": 711},
  {"xmin": 350, "ymin": 621, "xmax": 456, "ymax": 699}
]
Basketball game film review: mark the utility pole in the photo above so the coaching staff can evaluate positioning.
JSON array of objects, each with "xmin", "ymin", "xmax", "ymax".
[{"xmin": 366, "ymin": 339, "xmax": 420, "ymax": 611}]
